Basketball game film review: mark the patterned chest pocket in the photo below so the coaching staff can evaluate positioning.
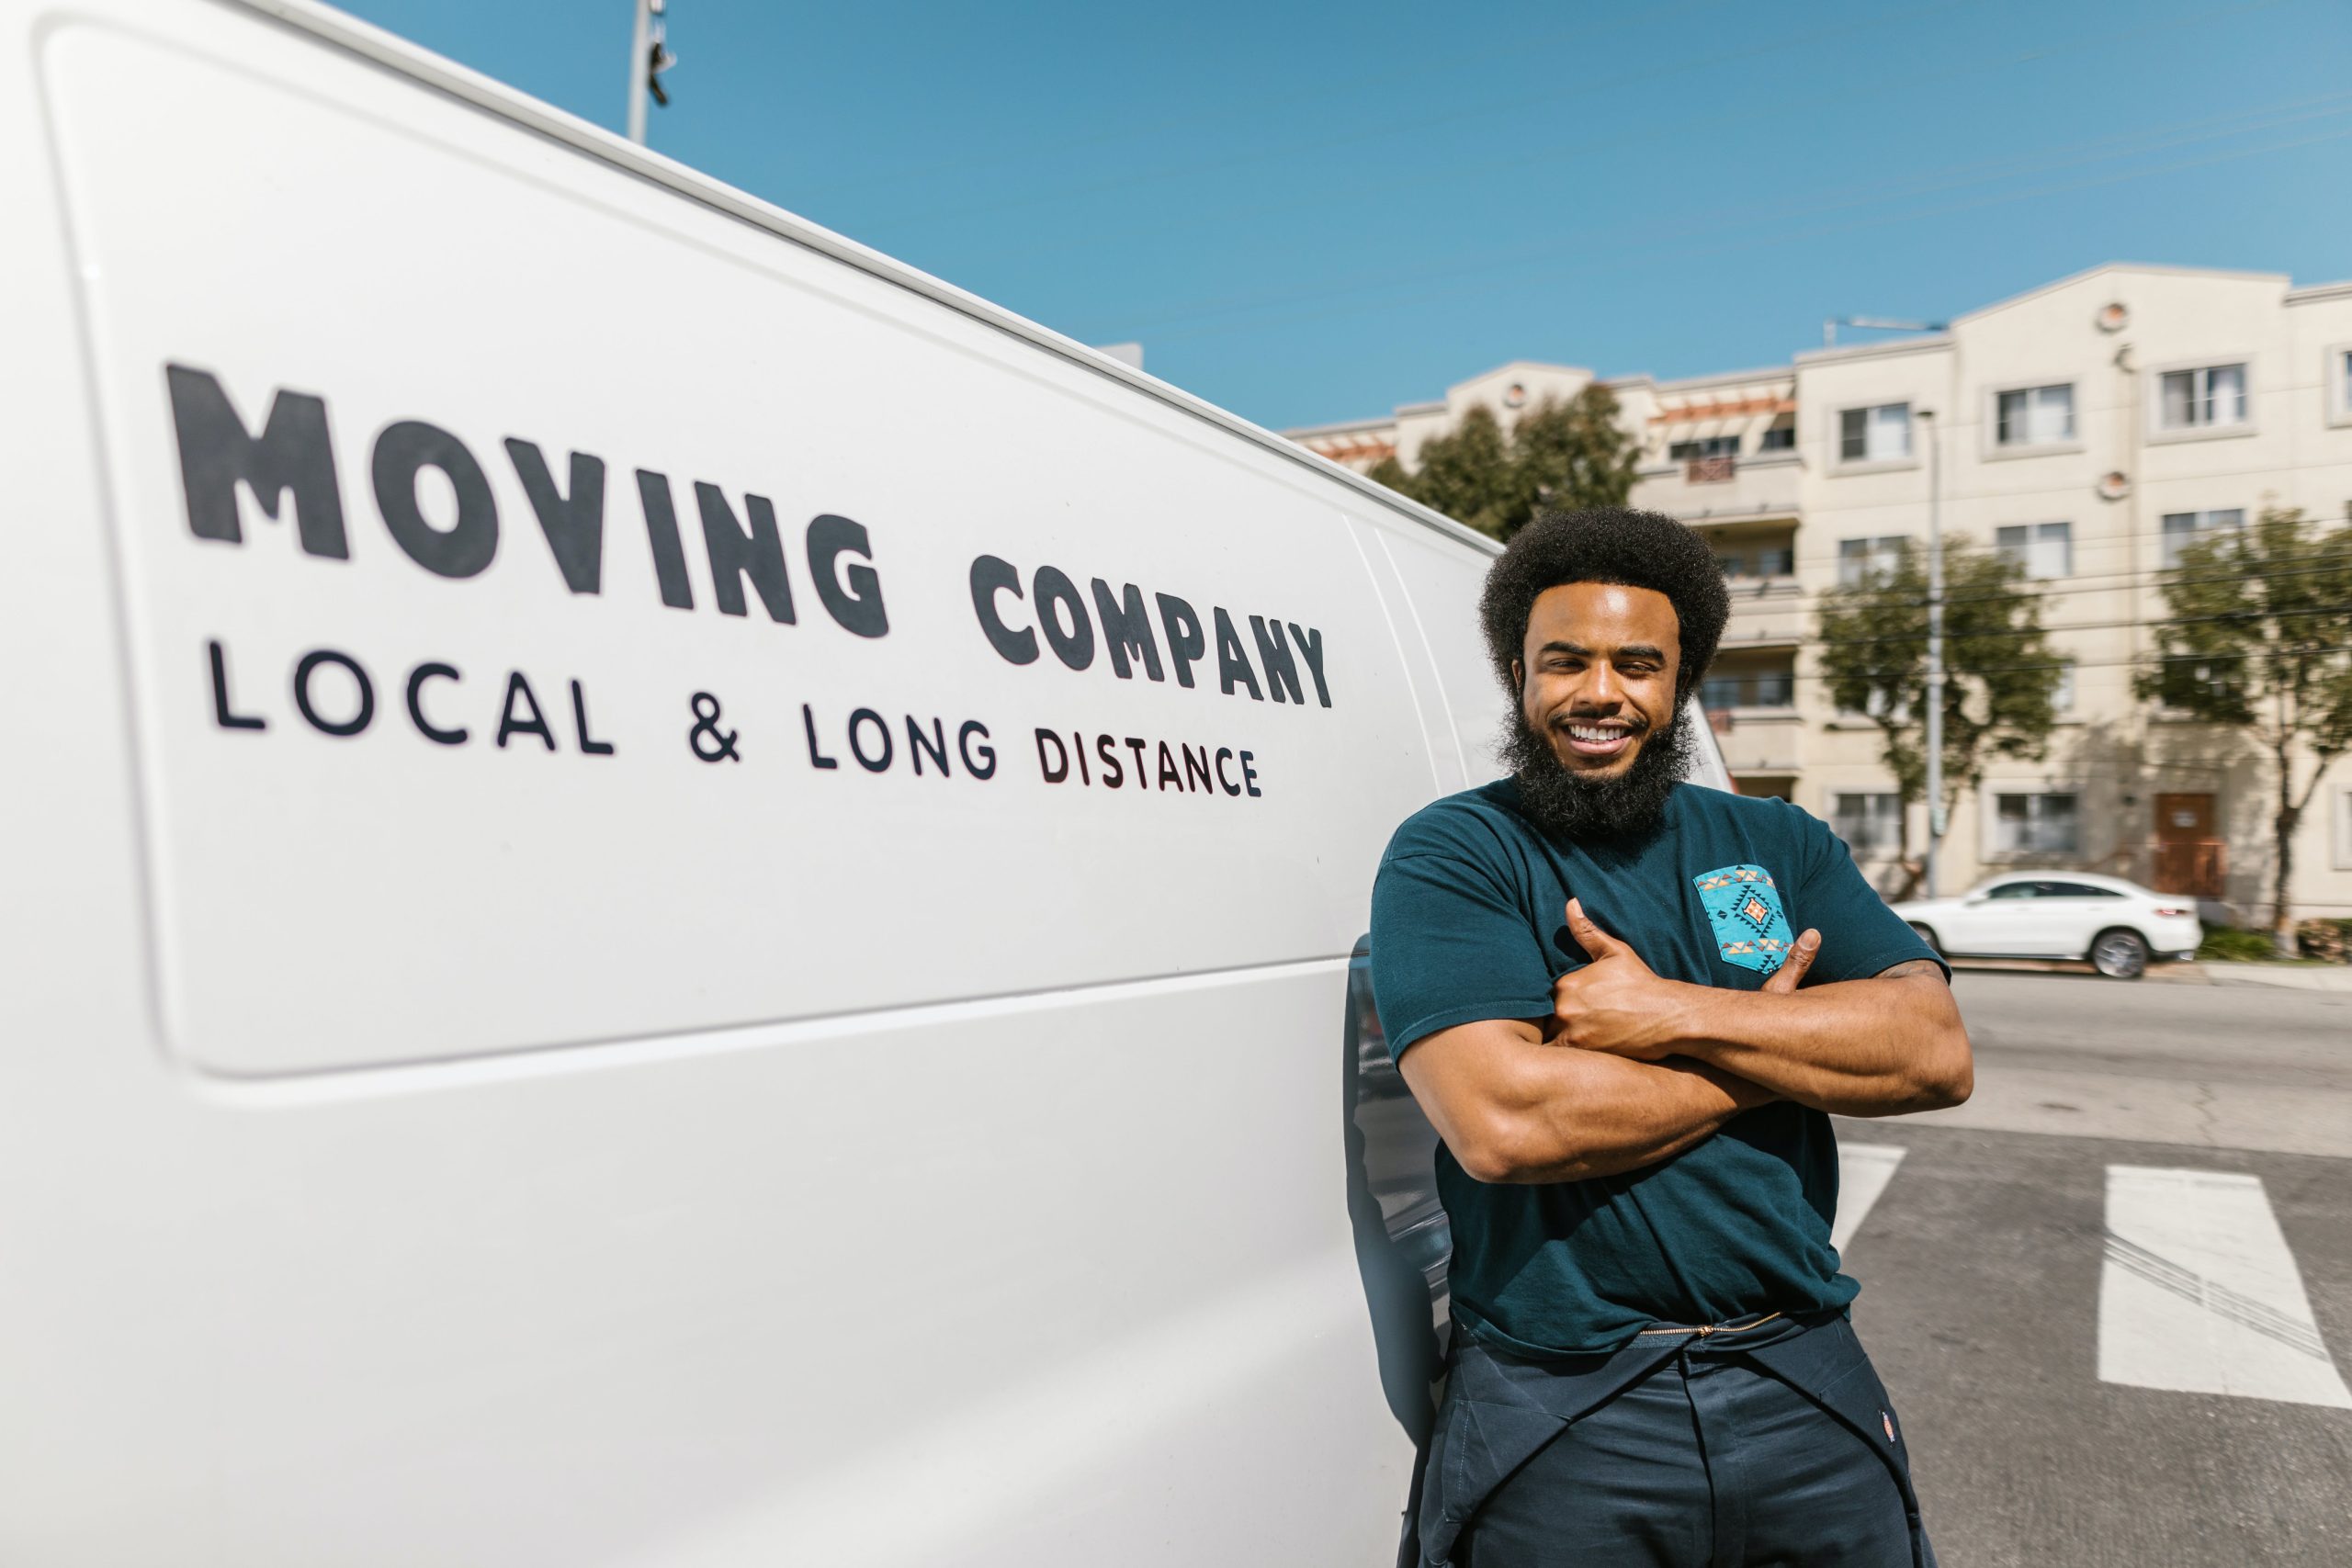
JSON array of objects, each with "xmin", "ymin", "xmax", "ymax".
[{"xmin": 1693, "ymin": 863, "xmax": 1794, "ymax": 976}]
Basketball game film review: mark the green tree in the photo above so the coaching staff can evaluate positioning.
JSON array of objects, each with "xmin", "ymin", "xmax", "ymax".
[
  {"xmin": 1398, "ymin": 403, "xmax": 1520, "ymax": 538},
  {"xmin": 1508, "ymin": 384, "xmax": 1642, "ymax": 525},
  {"xmin": 2135, "ymin": 507, "xmax": 2352, "ymax": 954},
  {"xmin": 1366, "ymin": 385, "xmax": 1638, "ymax": 541},
  {"xmin": 1814, "ymin": 538, "xmax": 2063, "ymax": 895}
]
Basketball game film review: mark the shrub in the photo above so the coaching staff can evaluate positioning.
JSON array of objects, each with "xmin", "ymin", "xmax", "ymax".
[
  {"xmin": 2198, "ymin": 928, "xmax": 2280, "ymax": 963},
  {"xmin": 2296, "ymin": 918, "xmax": 2352, "ymax": 963}
]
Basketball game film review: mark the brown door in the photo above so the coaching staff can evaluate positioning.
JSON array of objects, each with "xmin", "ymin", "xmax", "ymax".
[{"xmin": 2153, "ymin": 793, "xmax": 2223, "ymax": 897}]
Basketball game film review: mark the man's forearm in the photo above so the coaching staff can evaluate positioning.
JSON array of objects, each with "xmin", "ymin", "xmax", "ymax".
[
  {"xmin": 1666, "ymin": 966, "xmax": 1971, "ymax": 1117},
  {"xmin": 1480, "ymin": 1048, "xmax": 1774, "ymax": 1184}
]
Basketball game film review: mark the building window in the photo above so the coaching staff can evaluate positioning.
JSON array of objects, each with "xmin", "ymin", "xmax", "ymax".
[
  {"xmin": 1996, "ymin": 521, "xmax": 2072, "ymax": 580},
  {"xmin": 2340, "ymin": 349, "xmax": 2352, "ymax": 418},
  {"xmin": 1758, "ymin": 423, "xmax": 1796, "ymax": 452},
  {"xmin": 2158, "ymin": 363, "xmax": 2247, "ymax": 430},
  {"xmin": 1831, "ymin": 793, "xmax": 1904, "ymax": 856},
  {"xmin": 1994, "ymin": 792, "xmax": 2080, "ymax": 855},
  {"xmin": 1838, "ymin": 403, "xmax": 1912, "ymax": 463},
  {"xmin": 1718, "ymin": 547, "xmax": 1794, "ymax": 581},
  {"xmin": 1669, "ymin": 435, "xmax": 1740, "ymax": 461},
  {"xmin": 2052, "ymin": 662, "xmax": 2076, "ymax": 714},
  {"xmin": 1838, "ymin": 535, "xmax": 1908, "ymax": 586},
  {"xmin": 1701, "ymin": 671, "xmax": 1795, "ymax": 710},
  {"xmin": 1995, "ymin": 384, "xmax": 2075, "ymax": 447},
  {"xmin": 2159, "ymin": 508, "xmax": 2245, "ymax": 569}
]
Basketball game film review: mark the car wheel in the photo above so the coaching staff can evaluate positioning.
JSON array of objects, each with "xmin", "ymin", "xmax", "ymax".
[
  {"xmin": 2090, "ymin": 928, "xmax": 2149, "ymax": 980},
  {"xmin": 1907, "ymin": 921, "xmax": 1942, "ymax": 957}
]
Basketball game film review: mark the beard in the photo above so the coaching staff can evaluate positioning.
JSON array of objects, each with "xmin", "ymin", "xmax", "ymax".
[{"xmin": 1500, "ymin": 700, "xmax": 1691, "ymax": 845}]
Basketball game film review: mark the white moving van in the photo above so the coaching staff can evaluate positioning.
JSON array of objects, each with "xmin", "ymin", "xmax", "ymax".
[{"xmin": 0, "ymin": 2, "xmax": 1730, "ymax": 1562}]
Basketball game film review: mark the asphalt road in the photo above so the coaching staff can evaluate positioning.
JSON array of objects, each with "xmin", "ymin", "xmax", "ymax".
[{"xmin": 1834, "ymin": 970, "xmax": 2352, "ymax": 1568}]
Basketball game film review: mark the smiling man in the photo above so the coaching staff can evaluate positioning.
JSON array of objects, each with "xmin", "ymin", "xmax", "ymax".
[{"xmin": 1370, "ymin": 507, "xmax": 1972, "ymax": 1568}]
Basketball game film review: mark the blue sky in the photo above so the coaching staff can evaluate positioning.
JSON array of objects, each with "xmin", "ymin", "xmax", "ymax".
[{"xmin": 341, "ymin": 0, "xmax": 2350, "ymax": 431}]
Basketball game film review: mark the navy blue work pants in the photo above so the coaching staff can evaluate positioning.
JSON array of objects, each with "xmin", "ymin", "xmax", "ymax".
[{"xmin": 1416, "ymin": 1312, "xmax": 1933, "ymax": 1568}]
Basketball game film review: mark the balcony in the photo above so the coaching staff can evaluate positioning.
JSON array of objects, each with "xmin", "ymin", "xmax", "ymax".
[
  {"xmin": 1631, "ymin": 450, "xmax": 1804, "ymax": 525},
  {"xmin": 1718, "ymin": 577, "xmax": 1806, "ymax": 648},
  {"xmin": 1706, "ymin": 706, "xmax": 1805, "ymax": 776}
]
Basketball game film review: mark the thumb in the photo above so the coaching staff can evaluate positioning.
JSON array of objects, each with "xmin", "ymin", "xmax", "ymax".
[
  {"xmin": 1566, "ymin": 898, "xmax": 1627, "ymax": 959},
  {"xmin": 1763, "ymin": 929, "xmax": 1823, "ymax": 994}
]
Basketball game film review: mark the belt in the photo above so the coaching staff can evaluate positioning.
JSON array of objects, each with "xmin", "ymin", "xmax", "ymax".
[{"xmin": 1634, "ymin": 1309, "xmax": 1786, "ymax": 1340}]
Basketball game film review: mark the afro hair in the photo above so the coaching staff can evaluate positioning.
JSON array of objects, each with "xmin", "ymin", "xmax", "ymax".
[{"xmin": 1477, "ymin": 506, "xmax": 1731, "ymax": 704}]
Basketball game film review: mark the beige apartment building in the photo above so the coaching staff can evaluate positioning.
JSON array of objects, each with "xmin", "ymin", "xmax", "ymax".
[{"xmin": 1287, "ymin": 264, "xmax": 2352, "ymax": 919}]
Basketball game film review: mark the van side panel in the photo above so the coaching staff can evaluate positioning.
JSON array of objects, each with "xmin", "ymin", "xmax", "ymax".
[
  {"xmin": 35, "ymin": 7, "xmax": 1441, "ymax": 1077},
  {"xmin": 0, "ymin": 1, "xmax": 1490, "ymax": 1562}
]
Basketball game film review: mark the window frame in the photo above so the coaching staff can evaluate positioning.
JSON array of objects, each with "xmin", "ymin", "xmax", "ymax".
[
  {"xmin": 1984, "ymin": 788, "xmax": 2084, "ymax": 858},
  {"xmin": 2158, "ymin": 507, "xmax": 2246, "ymax": 570},
  {"xmin": 1829, "ymin": 791, "xmax": 1904, "ymax": 858},
  {"xmin": 1995, "ymin": 520, "xmax": 2074, "ymax": 580},
  {"xmin": 1833, "ymin": 400, "xmax": 1917, "ymax": 470},
  {"xmin": 2328, "ymin": 343, "xmax": 2352, "ymax": 430},
  {"xmin": 2147, "ymin": 357, "xmax": 2255, "ymax": 443},
  {"xmin": 1984, "ymin": 378, "xmax": 2080, "ymax": 457},
  {"xmin": 1702, "ymin": 667, "xmax": 1798, "ymax": 712},
  {"xmin": 1837, "ymin": 534, "xmax": 1910, "ymax": 587}
]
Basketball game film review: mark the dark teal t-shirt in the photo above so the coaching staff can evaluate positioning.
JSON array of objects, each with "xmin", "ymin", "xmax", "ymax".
[{"xmin": 1368, "ymin": 778, "xmax": 1942, "ymax": 1358}]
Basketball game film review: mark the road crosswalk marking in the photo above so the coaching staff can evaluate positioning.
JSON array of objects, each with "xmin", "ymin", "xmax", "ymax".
[
  {"xmin": 2098, "ymin": 1166, "xmax": 2352, "ymax": 1409},
  {"xmin": 1832, "ymin": 1143, "xmax": 1907, "ymax": 1253}
]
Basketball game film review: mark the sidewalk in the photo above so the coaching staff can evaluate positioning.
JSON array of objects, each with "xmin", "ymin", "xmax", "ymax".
[
  {"xmin": 2199, "ymin": 961, "xmax": 2352, "ymax": 993},
  {"xmin": 1943, "ymin": 958, "xmax": 2352, "ymax": 990}
]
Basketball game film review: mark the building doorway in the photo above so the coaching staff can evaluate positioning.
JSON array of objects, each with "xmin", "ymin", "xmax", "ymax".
[{"xmin": 2153, "ymin": 793, "xmax": 2225, "ymax": 897}]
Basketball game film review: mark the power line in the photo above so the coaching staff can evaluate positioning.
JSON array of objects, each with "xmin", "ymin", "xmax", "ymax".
[
  {"xmin": 1770, "ymin": 522, "xmax": 2340, "ymax": 576},
  {"xmin": 1772, "ymin": 641, "xmax": 2352, "ymax": 683},
  {"xmin": 1803, "ymin": 600, "xmax": 2352, "ymax": 652},
  {"xmin": 1726, "ymin": 551, "xmax": 2352, "ymax": 613}
]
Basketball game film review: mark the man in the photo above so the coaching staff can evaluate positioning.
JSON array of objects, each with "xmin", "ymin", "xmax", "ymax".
[{"xmin": 1370, "ymin": 506, "xmax": 1972, "ymax": 1568}]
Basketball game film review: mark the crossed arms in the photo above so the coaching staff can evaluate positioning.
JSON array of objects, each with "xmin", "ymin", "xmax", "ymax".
[{"xmin": 1396, "ymin": 899, "xmax": 1973, "ymax": 1186}]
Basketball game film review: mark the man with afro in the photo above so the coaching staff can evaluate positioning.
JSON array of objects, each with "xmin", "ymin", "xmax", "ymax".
[{"xmin": 1370, "ymin": 506, "xmax": 1973, "ymax": 1567}]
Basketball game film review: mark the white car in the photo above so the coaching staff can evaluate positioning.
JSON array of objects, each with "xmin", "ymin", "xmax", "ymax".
[{"xmin": 1891, "ymin": 873, "xmax": 2203, "ymax": 979}]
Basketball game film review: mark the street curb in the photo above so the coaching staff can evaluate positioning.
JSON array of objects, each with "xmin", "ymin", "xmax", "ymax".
[
  {"xmin": 1943, "ymin": 959, "xmax": 2211, "ymax": 985},
  {"xmin": 2199, "ymin": 961, "xmax": 2352, "ymax": 993}
]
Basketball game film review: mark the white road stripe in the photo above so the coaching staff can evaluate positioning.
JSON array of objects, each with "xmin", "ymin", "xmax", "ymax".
[
  {"xmin": 1832, "ymin": 1143, "xmax": 1907, "ymax": 1253},
  {"xmin": 2098, "ymin": 1165, "xmax": 2352, "ymax": 1408}
]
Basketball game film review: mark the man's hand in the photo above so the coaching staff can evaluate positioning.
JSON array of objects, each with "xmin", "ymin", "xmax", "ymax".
[
  {"xmin": 1549, "ymin": 896, "xmax": 1969, "ymax": 1116},
  {"xmin": 1550, "ymin": 898, "xmax": 1822, "ymax": 1059}
]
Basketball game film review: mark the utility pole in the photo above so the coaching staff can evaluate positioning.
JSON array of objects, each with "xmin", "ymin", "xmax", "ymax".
[
  {"xmin": 626, "ymin": 0, "xmax": 674, "ymax": 146},
  {"xmin": 1918, "ymin": 408, "xmax": 1945, "ymax": 898}
]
